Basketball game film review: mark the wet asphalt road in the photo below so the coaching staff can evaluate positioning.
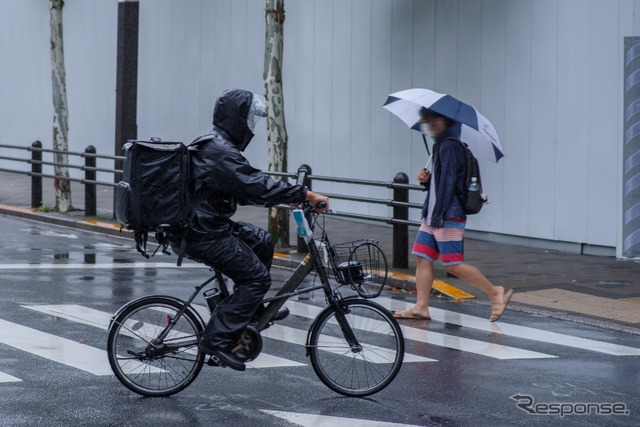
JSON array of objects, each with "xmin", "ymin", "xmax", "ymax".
[{"xmin": 0, "ymin": 215, "xmax": 638, "ymax": 427}]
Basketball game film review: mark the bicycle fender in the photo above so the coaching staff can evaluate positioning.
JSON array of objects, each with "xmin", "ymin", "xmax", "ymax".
[{"xmin": 108, "ymin": 295, "xmax": 206, "ymax": 332}]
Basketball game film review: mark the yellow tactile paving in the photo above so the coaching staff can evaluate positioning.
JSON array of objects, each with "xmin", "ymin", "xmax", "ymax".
[
  {"xmin": 512, "ymin": 288, "xmax": 640, "ymax": 324},
  {"xmin": 431, "ymin": 279, "xmax": 475, "ymax": 299}
]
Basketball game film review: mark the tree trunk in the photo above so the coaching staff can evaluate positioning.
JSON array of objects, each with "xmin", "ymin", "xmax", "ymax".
[
  {"xmin": 264, "ymin": 0, "xmax": 289, "ymax": 248},
  {"xmin": 49, "ymin": 0, "xmax": 73, "ymax": 213}
]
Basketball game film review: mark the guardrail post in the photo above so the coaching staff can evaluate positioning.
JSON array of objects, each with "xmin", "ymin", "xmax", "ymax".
[
  {"xmin": 84, "ymin": 145, "xmax": 97, "ymax": 216},
  {"xmin": 31, "ymin": 141, "xmax": 43, "ymax": 209},
  {"xmin": 392, "ymin": 172, "xmax": 409, "ymax": 268},
  {"xmin": 297, "ymin": 164, "xmax": 312, "ymax": 253}
]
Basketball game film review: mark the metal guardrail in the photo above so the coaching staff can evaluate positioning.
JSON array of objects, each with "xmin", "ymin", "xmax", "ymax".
[{"xmin": 0, "ymin": 141, "xmax": 426, "ymax": 268}]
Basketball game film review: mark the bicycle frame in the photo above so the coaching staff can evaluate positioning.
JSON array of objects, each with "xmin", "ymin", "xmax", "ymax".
[
  {"xmin": 117, "ymin": 205, "xmax": 361, "ymax": 359},
  {"xmin": 107, "ymin": 170, "xmax": 403, "ymax": 398}
]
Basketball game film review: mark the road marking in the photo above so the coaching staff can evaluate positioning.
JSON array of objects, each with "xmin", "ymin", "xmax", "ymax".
[
  {"xmin": 24, "ymin": 304, "xmax": 304, "ymax": 369},
  {"xmin": 0, "ymin": 262, "xmax": 206, "ymax": 270},
  {"xmin": 284, "ymin": 300, "xmax": 552, "ymax": 360},
  {"xmin": 190, "ymin": 304, "xmax": 434, "ymax": 364},
  {"xmin": 261, "ymin": 410, "xmax": 421, "ymax": 427},
  {"xmin": 0, "ymin": 319, "xmax": 114, "ymax": 375},
  {"xmin": 378, "ymin": 297, "xmax": 640, "ymax": 356},
  {"xmin": 0, "ymin": 372, "xmax": 21, "ymax": 383},
  {"xmin": 432, "ymin": 279, "xmax": 475, "ymax": 299},
  {"xmin": 260, "ymin": 324, "xmax": 433, "ymax": 364}
]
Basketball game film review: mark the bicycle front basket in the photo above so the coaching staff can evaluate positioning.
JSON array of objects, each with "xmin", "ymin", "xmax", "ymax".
[{"xmin": 329, "ymin": 239, "xmax": 388, "ymax": 298}]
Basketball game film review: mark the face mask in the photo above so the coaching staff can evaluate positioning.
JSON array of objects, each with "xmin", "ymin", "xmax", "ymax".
[
  {"xmin": 247, "ymin": 94, "xmax": 267, "ymax": 132},
  {"xmin": 420, "ymin": 123, "xmax": 435, "ymax": 138}
]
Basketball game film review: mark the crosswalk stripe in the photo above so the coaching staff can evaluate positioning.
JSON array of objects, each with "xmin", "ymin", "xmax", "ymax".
[
  {"xmin": 0, "ymin": 372, "xmax": 21, "ymax": 383},
  {"xmin": 284, "ymin": 300, "xmax": 552, "ymax": 360},
  {"xmin": 23, "ymin": 304, "xmax": 304, "ymax": 369},
  {"xmin": 261, "ymin": 410, "xmax": 421, "ymax": 427},
  {"xmin": 190, "ymin": 304, "xmax": 435, "ymax": 363},
  {"xmin": 0, "ymin": 319, "xmax": 113, "ymax": 376},
  {"xmin": 0, "ymin": 262, "xmax": 206, "ymax": 270},
  {"xmin": 377, "ymin": 297, "xmax": 640, "ymax": 356},
  {"xmin": 260, "ymin": 324, "xmax": 433, "ymax": 364}
]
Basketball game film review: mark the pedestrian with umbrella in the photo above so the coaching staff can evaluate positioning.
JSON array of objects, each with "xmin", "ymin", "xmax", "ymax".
[{"xmin": 384, "ymin": 89, "xmax": 513, "ymax": 322}]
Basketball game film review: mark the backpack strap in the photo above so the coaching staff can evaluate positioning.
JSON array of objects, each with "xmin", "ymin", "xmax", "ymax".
[{"xmin": 438, "ymin": 137, "xmax": 468, "ymax": 201}]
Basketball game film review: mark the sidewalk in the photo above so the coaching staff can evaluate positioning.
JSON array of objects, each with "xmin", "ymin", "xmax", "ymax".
[{"xmin": 1, "ymin": 172, "xmax": 639, "ymax": 333}]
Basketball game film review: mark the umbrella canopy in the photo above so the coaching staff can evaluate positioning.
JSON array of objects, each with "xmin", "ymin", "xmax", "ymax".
[{"xmin": 383, "ymin": 88, "xmax": 505, "ymax": 162}]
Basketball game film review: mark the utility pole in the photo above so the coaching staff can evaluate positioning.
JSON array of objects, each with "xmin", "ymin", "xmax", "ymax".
[{"xmin": 114, "ymin": 0, "xmax": 139, "ymax": 189}]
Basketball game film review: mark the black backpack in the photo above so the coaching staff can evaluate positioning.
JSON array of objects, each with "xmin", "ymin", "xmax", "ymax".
[
  {"xmin": 115, "ymin": 138, "xmax": 191, "ymax": 261},
  {"xmin": 443, "ymin": 138, "xmax": 486, "ymax": 215}
]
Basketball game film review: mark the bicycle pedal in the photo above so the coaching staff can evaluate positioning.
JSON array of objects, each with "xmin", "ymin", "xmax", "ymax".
[{"xmin": 207, "ymin": 355, "xmax": 223, "ymax": 367}]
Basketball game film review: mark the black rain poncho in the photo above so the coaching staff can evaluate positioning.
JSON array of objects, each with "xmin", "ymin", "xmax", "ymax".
[{"xmin": 182, "ymin": 88, "xmax": 306, "ymax": 349}]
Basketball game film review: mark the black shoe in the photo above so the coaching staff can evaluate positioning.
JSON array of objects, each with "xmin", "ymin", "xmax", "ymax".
[
  {"xmin": 199, "ymin": 342, "xmax": 246, "ymax": 372},
  {"xmin": 272, "ymin": 306, "xmax": 289, "ymax": 322},
  {"xmin": 253, "ymin": 305, "xmax": 290, "ymax": 323}
]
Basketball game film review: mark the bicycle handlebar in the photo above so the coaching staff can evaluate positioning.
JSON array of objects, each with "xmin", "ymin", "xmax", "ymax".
[{"xmin": 296, "ymin": 165, "xmax": 311, "ymax": 187}]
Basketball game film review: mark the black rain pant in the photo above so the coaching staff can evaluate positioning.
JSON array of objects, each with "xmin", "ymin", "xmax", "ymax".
[{"xmin": 185, "ymin": 221, "xmax": 274, "ymax": 349}]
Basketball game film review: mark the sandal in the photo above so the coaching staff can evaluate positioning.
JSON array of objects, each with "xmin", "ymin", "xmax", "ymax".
[
  {"xmin": 393, "ymin": 308, "xmax": 431, "ymax": 320},
  {"xmin": 490, "ymin": 288, "xmax": 514, "ymax": 322}
]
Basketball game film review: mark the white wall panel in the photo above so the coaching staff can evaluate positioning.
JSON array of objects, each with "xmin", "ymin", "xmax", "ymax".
[
  {"xmin": 587, "ymin": 1, "xmax": 621, "ymax": 246},
  {"xmin": 528, "ymin": 0, "xmax": 559, "ymax": 240},
  {"xmin": 286, "ymin": 0, "xmax": 315, "ymax": 170},
  {"xmin": 1, "ymin": 0, "xmax": 636, "ymax": 250},
  {"xmin": 369, "ymin": 1, "xmax": 394, "ymax": 217},
  {"xmin": 407, "ymin": 1, "xmax": 436, "ymax": 220},
  {"xmin": 502, "ymin": 0, "xmax": 532, "ymax": 237},
  {"xmin": 555, "ymin": 0, "xmax": 590, "ymax": 243},
  {"xmin": 350, "ymin": 0, "xmax": 375, "ymax": 215},
  {"xmin": 434, "ymin": 0, "xmax": 459, "ymax": 94},
  {"xmin": 475, "ymin": 0, "xmax": 506, "ymax": 233},
  {"xmin": 330, "ymin": 0, "xmax": 352, "ymax": 179},
  {"xmin": 311, "ymin": 0, "xmax": 333, "ymax": 196},
  {"xmin": 64, "ymin": 1, "xmax": 117, "ymax": 156}
]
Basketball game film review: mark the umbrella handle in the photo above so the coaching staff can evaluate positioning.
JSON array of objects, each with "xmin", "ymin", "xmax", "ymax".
[{"xmin": 425, "ymin": 156, "xmax": 433, "ymax": 170}]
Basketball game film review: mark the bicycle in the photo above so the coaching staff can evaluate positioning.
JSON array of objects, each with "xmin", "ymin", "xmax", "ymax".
[{"xmin": 106, "ymin": 199, "xmax": 404, "ymax": 398}]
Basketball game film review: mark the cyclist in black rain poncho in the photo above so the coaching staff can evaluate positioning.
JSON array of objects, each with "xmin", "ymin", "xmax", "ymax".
[{"xmin": 179, "ymin": 88, "xmax": 329, "ymax": 371}]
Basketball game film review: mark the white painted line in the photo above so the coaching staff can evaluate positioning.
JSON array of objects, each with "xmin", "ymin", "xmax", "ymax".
[
  {"xmin": 285, "ymin": 300, "xmax": 551, "ymax": 360},
  {"xmin": 0, "ymin": 319, "xmax": 113, "ymax": 375},
  {"xmin": 0, "ymin": 372, "xmax": 21, "ymax": 383},
  {"xmin": 188, "ymin": 304, "xmax": 304, "ymax": 368},
  {"xmin": 0, "ymin": 262, "xmax": 206, "ymax": 270},
  {"xmin": 261, "ymin": 410, "xmax": 422, "ymax": 427},
  {"xmin": 260, "ymin": 324, "xmax": 433, "ymax": 364},
  {"xmin": 378, "ymin": 297, "xmax": 640, "ymax": 356},
  {"xmin": 193, "ymin": 303, "xmax": 434, "ymax": 363},
  {"xmin": 24, "ymin": 304, "xmax": 112, "ymax": 328},
  {"xmin": 26, "ymin": 304, "xmax": 304, "ymax": 369}
]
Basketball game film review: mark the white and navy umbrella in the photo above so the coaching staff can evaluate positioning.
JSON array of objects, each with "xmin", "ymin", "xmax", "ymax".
[{"xmin": 383, "ymin": 88, "xmax": 505, "ymax": 162}]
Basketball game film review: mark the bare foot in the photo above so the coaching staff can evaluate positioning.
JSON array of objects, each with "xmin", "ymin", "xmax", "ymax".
[
  {"xmin": 394, "ymin": 307, "xmax": 431, "ymax": 320},
  {"xmin": 490, "ymin": 288, "xmax": 514, "ymax": 322}
]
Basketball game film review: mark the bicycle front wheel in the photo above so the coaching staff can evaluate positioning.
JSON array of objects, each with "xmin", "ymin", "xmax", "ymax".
[
  {"xmin": 107, "ymin": 296, "xmax": 205, "ymax": 397},
  {"xmin": 308, "ymin": 298, "xmax": 404, "ymax": 397}
]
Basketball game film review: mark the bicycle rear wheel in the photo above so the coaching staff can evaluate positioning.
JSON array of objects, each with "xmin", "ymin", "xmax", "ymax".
[
  {"xmin": 107, "ymin": 296, "xmax": 205, "ymax": 397},
  {"xmin": 308, "ymin": 298, "xmax": 404, "ymax": 397}
]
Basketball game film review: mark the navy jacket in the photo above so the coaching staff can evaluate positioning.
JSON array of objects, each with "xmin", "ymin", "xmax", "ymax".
[{"xmin": 422, "ymin": 125, "xmax": 467, "ymax": 227}]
